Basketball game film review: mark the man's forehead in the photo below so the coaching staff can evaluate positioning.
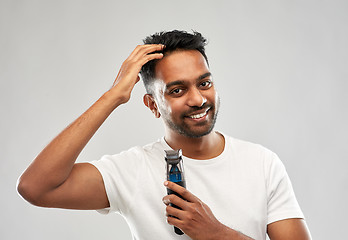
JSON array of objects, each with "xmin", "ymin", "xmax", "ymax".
[{"xmin": 154, "ymin": 50, "xmax": 210, "ymax": 83}]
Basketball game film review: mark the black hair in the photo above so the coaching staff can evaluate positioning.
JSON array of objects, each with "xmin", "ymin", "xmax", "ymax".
[{"xmin": 140, "ymin": 30, "xmax": 208, "ymax": 94}]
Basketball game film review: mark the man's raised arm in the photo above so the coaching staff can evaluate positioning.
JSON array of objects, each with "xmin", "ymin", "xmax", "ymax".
[{"xmin": 17, "ymin": 44, "xmax": 164, "ymax": 210}]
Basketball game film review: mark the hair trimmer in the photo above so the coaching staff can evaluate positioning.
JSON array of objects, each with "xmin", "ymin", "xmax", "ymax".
[{"xmin": 165, "ymin": 149, "xmax": 186, "ymax": 235}]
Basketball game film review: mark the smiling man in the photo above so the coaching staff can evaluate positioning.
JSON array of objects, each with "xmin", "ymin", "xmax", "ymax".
[
  {"xmin": 17, "ymin": 30, "xmax": 311, "ymax": 240},
  {"xmin": 149, "ymin": 50, "xmax": 219, "ymax": 138}
]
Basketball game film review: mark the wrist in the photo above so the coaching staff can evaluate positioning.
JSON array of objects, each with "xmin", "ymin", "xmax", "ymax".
[{"xmin": 101, "ymin": 88, "xmax": 129, "ymax": 108}]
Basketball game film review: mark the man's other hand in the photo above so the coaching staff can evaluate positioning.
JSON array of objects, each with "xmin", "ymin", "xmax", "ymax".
[{"xmin": 110, "ymin": 44, "xmax": 164, "ymax": 104}]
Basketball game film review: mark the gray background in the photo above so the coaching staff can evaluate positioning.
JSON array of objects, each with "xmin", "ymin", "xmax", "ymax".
[{"xmin": 1, "ymin": 0, "xmax": 347, "ymax": 239}]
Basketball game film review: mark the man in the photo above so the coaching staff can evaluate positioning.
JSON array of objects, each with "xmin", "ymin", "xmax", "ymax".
[{"xmin": 17, "ymin": 30, "xmax": 311, "ymax": 239}]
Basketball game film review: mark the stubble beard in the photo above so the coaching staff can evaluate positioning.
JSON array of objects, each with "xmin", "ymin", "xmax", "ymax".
[{"xmin": 162, "ymin": 97, "xmax": 220, "ymax": 138}]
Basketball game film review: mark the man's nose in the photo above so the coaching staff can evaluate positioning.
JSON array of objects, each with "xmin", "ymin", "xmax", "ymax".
[{"xmin": 187, "ymin": 88, "xmax": 207, "ymax": 107}]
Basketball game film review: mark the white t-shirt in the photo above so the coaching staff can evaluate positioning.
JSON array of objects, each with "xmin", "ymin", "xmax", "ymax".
[{"xmin": 90, "ymin": 134, "xmax": 304, "ymax": 240}]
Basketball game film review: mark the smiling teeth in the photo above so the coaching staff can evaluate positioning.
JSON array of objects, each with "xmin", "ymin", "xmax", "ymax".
[{"xmin": 189, "ymin": 111, "xmax": 207, "ymax": 119}]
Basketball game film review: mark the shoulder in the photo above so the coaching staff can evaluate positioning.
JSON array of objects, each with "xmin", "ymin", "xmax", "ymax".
[
  {"xmin": 221, "ymin": 134, "xmax": 283, "ymax": 173},
  {"xmin": 224, "ymin": 134, "xmax": 276, "ymax": 159}
]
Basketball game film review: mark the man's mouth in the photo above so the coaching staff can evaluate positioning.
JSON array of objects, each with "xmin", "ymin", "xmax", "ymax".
[{"xmin": 186, "ymin": 107, "xmax": 211, "ymax": 119}]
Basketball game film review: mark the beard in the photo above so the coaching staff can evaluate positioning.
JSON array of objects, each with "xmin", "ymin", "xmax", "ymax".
[{"xmin": 161, "ymin": 96, "xmax": 220, "ymax": 138}]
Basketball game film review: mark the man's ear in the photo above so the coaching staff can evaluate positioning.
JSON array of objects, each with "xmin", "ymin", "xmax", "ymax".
[{"xmin": 143, "ymin": 94, "xmax": 161, "ymax": 118}]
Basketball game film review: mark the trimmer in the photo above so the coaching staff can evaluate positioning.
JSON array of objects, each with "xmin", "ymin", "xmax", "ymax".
[{"xmin": 165, "ymin": 149, "xmax": 186, "ymax": 235}]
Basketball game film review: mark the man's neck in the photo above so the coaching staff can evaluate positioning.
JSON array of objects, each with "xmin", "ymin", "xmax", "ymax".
[{"xmin": 164, "ymin": 131, "xmax": 225, "ymax": 160}]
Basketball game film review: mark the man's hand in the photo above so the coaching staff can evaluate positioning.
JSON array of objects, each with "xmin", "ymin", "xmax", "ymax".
[
  {"xmin": 163, "ymin": 181, "xmax": 254, "ymax": 240},
  {"xmin": 110, "ymin": 44, "xmax": 164, "ymax": 104}
]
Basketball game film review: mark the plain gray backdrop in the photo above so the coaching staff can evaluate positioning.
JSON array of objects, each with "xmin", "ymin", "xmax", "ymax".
[{"xmin": 1, "ymin": 0, "xmax": 347, "ymax": 239}]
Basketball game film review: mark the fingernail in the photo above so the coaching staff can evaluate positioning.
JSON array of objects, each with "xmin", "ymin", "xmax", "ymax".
[
  {"xmin": 164, "ymin": 181, "xmax": 168, "ymax": 186},
  {"xmin": 163, "ymin": 198, "xmax": 170, "ymax": 204}
]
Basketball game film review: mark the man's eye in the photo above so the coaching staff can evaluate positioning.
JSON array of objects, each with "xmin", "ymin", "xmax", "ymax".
[
  {"xmin": 170, "ymin": 88, "xmax": 183, "ymax": 95},
  {"xmin": 200, "ymin": 81, "xmax": 212, "ymax": 88}
]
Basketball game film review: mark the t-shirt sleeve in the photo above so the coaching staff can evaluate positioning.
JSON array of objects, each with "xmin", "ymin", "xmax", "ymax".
[
  {"xmin": 89, "ymin": 147, "xmax": 144, "ymax": 215},
  {"xmin": 265, "ymin": 152, "xmax": 304, "ymax": 224}
]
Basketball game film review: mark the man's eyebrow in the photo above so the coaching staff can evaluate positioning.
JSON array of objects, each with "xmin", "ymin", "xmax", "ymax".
[
  {"xmin": 198, "ymin": 72, "xmax": 212, "ymax": 80},
  {"xmin": 165, "ymin": 72, "xmax": 212, "ymax": 89},
  {"xmin": 165, "ymin": 80, "xmax": 186, "ymax": 89}
]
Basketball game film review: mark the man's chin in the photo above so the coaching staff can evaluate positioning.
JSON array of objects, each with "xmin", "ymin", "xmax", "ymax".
[{"xmin": 177, "ymin": 125, "xmax": 215, "ymax": 138}]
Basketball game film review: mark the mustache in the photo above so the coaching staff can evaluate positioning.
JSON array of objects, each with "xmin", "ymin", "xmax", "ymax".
[{"xmin": 180, "ymin": 103, "xmax": 214, "ymax": 117}]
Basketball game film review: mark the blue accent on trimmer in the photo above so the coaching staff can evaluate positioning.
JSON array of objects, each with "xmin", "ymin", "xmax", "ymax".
[{"xmin": 169, "ymin": 165, "xmax": 182, "ymax": 182}]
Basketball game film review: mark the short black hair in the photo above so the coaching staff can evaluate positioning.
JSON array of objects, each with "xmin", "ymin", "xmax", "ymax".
[{"xmin": 140, "ymin": 30, "xmax": 208, "ymax": 94}]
